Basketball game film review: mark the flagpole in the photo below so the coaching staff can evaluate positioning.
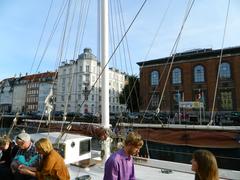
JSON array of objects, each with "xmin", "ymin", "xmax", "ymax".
[
  {"xmin": 199, "ymin": 89, "xmax": 202, "ymax": 125},
  {"xmin": 200, "ymin": 104, "xmax": 202, "ymax": 125},
  {"xmin": 182, "ymin": 92, "xmax": 185, "ymax": 122},
  {"xmin": 202, "ymin": 91, "xmax": 205, "ymax": 124}
]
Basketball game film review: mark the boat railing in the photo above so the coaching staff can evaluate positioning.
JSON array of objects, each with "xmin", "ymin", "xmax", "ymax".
[{"xmin": 119, "ymin": 122, "xmax": 240, "ymax": 130}]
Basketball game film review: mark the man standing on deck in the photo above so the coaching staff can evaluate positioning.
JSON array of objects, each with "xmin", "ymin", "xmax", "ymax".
[{"xmin": 103, "ymin": 131, "xmax": 143, "ymax": 180}]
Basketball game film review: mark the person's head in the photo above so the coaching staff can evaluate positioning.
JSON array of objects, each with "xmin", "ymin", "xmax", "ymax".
[
  {"xmin": 124, "ymin": 131, "xmax": 143, "ymax": 156},
  {"xmin": 191, "ymin": 149, "xmax": 219, "ymax": 180},
  {"xmin": 35, "ymin": 138, "xmax": 53, "ymax": 156},
  {"xmin": 0, "ymin": 135, "xmax": 11, "ymax": 151},
  {"xmin": 15, "ymin": 132, "xmax": 31, "ymax": 150}
]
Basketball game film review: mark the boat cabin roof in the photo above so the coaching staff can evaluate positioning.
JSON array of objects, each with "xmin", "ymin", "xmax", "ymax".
[{"xmin": 30, "ymin": 132, "xmax": 92, "ymax": 143}]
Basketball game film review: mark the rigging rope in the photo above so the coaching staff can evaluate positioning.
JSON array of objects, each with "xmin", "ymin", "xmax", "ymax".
[
  {"xmin": 8, "ymin": 0, "xmax": 61, "ymax": 137},
  {"xmin": 29, "ymin": 0, "xmax": 54, "ymax": 74},
  {"xmin": 156, "ymin": 0, "xmax": 195, "ymax": 113},
  {"xmin": 59, "ymin": 0, "xmax": 92, "ymax": 137},
  {"xmin": 138, "ymin": 0, "xmax": 173, "ymax": 118},
  {"xmin": 208, "ymin": 0, "xmax": 230, "ymax": 126},
  {"xmin": 22, "ymin": 0, "xmax": 149, "ymax": 144},
  {"xmin": 117, "ymin": 0, "xmax": 140, "ymax": 112},
  {"xmin": 138, "ymin": 0, "xmax": 195, "ymax": 125},
  {"xmin": 72, "ymin": 0, "xmax": 148, "ymax": 117},
  {"xmin": 47, "ymin": 0, "xmax": 148, "ymax": 144}
]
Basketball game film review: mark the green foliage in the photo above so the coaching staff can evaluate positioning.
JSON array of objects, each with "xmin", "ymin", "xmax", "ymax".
[{"xmin": 119, "ymin": 75, "xmax": 140, "ymax": 112}]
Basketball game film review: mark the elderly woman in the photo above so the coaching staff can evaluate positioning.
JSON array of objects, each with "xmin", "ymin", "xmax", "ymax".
[
  {"xmin": 18, "ymin": 138, "xmax": 70, "ymax": 180},
  {"xmin": 191, "ymin": 149, "xmax": 219, "ymax": 180}
]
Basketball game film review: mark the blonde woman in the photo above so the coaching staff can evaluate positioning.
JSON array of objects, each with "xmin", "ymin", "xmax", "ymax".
[
  {"xmin": 191, "ymin": 149, "xmax": 219, "ymax": 180},
  {"xmin": 18, "ymin": 138, "xmax": 70, "ymax": 180}
]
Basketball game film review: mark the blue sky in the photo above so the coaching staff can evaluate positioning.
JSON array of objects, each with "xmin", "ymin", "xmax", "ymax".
[{"xmin": 0, "ymin": 0, "xmax": 239, "ymax": 81}]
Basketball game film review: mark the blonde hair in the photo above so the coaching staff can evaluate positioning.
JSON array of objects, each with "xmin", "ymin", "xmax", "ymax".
[
  {"xmin": 193, "ymin": 150, "xmax": 219, "ymax": 180},
  {"xmin": 124, "ymin": 131, "xmax": 143, "ymax": 147},
  {"xmin": 35, "ymin": 138, "xmax": 53, "ymax": 155},
  {"xmin": 0, "ymin": 135, "xmax": 11, "ymax": 147}
]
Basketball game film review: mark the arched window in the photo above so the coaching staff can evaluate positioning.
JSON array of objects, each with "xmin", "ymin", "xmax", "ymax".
[
  {"xmin": 151, "ymin": 71, "xmax": 159, "ymax": 86},
  {"xmin": 220, "ymin": 62, "xmax": 231, "ymax": 80},
  {"xmin": 194, "ymin": 65, "xmax": 205, "ymax": 82},
  {"xmin": 172, "ymin": 68, "xmax": 182, "ymax": 84}
]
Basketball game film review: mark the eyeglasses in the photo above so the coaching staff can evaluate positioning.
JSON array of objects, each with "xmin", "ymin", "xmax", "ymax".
[
  {"xmin": 16, "ymin": 136, "xmax": 24, "ymax": 141},
  {"xmin": 16, "ymin": 137, "xmax": 25, "ymax": 147}
]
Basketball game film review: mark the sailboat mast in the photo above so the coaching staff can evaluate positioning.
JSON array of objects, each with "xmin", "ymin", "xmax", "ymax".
[
  {"xmin": 101, "ymin": 0, "xmax": 110, "ymax": 129},
  {"xmin": 100, "ymin": 0, "xmax": 111, "ymax": 162}
]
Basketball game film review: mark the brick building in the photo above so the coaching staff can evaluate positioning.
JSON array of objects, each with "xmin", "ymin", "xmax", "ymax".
[
  {"xmin": 24, "ymin": 72, "xmax": 56, "ymax": 113},
  {"xmin": 137, "ymin": 46, "xmax": 240, "ymax": 113}
]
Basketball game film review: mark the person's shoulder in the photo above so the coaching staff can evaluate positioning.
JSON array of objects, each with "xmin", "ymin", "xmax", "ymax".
[
  {"xmin": 27, "ymin": 142, "xmax": 36, "ymax": 151},
  {"xmin": 109, "ymin": 149, "xmax": 125, "ymax": 160},
  {"xmin": 51, "ymin": 149, "xmax": 61, "ymax": 157},
  {"xmin": 11, "ymin": 142, "xmax": 19, "ymax": 151},
  {"xmin": 48, "ymin": 149, "xmax": 63, "ymax": 160}
]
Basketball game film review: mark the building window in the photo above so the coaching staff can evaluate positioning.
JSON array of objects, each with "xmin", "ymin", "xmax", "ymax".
[
  {"xmin": 85, "ymin": 74, "xmax": 90, "ymax": 82},
  {"xmin": 219, "ymin": 90, "xmax": 233, "ymax": 111},
  {"xmin": 172, "ymin": 91, "xmax": 182, "ymax": 110},
  {"xmin": 86, "ymin": 65, "xmax": 90, "ymax": 72},
  {"xmin": 172, "ymin": 68, "xmax": 182, "ymax": 84},
  {"xmin": 220, "ymin": 62, "xmax": 231, "ymax": 80},
  {"xmin": 151, "ymin": 93, "xmax": 159, "ymax": 108},
  {"xmin": 151, "ymin": 71, "xmax": 159, "ymax": 86},
  {"xmin": 194, "ymin": 65, "xmax": 205, "ymax": 83}
]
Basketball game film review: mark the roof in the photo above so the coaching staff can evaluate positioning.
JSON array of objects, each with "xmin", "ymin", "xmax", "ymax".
[
  {"xmin": 30, "ymin": 132, "xmax": 91, "ymax": 143},
  {"xmin": 77, "ymin": 48, "xmax": 97, "ymax": 61},
  {"xmin": 23, "ymin": 72, "xmax": 56, "ymax": 81},
  {"xmin": 137, "ymin": 46, "xmax": 240, "ymax": 66}
]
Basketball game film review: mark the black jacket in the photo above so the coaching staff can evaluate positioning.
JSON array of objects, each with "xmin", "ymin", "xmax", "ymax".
[{"xmin": 0, "ymin": 142, "xmax": 19, "ymax": 167}]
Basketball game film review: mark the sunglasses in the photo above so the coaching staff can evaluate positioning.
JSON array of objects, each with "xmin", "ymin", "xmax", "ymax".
[{"xmin": 16, "ymin": 136, "xmax": 24, "ymax": 141}]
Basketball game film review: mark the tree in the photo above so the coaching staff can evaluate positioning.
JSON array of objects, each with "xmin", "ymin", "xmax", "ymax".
[{"xmin": 119, "ymin": 75, "xmax": 139, "ymax": 112}]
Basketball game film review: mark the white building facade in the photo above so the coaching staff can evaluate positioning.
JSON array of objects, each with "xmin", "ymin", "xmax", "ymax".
[
  {"xmin": 0, "ymin": 78, "xmax": 14, "ymax": 112},
  {"xmin": 12, "ymin": 81, "xmax": 27, "ymax": 113},
  {"xmin": 55, "ymin": 48, "xmax": 126, "ymax": 115},
  {"xmin": 38, "ymin": 82, "xmax": 54, "ymax": 113},
  {"xmin": 0, "ymin": 72, "xmax": 56, "ymax": 114}
]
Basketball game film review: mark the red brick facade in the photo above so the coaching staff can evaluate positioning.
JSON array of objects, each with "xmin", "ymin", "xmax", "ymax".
[{"xmin": 138, "ymin": 46, "xmax": 240, "ymax": 113}]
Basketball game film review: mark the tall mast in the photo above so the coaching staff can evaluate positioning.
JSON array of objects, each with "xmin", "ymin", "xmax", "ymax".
[
  {"xmin": 101, "ymin": 0, "xmax": 109, "ymax": 129},
  {"xmin": 100, "ymin": 0, "xmax": 111, "ymax": 161}
]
